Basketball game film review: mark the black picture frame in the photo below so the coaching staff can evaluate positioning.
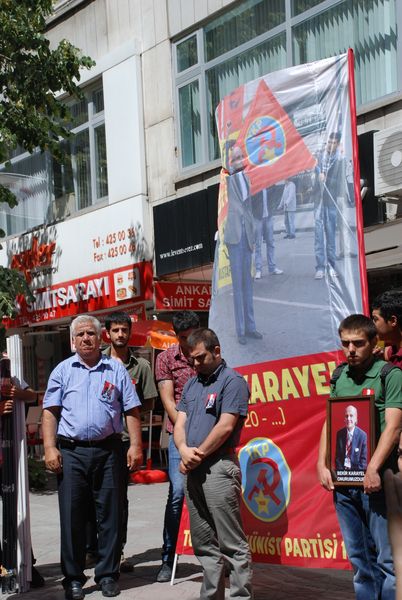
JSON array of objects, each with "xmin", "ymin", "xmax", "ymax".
[{"xmin": 326, "ymin": 395, "xmax": 375, "ymax": 487}]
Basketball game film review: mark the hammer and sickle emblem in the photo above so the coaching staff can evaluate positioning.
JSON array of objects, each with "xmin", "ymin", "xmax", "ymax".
[{"xmin": 247, "ymin": 457, "xmax": 281, "ymax": 506}]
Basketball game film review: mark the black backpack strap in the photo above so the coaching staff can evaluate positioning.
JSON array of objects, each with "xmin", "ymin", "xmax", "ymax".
[
  {"xmin": 330, "ymin": 362, "xmax": 348, "ymax": 387},
  {"xmin": 380, "ymin": 362, "xmax": 400, "ymax": 399}
]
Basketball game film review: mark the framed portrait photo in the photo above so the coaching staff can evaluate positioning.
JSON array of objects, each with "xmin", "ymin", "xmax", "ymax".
[{"xmin": 326, "ymin": 395, "xmax": 375, "ymax": 487}]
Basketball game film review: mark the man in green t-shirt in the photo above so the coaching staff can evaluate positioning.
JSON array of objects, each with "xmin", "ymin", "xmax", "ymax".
[
  {"xmin": 317, "ymin": 314, "xmax": 402, "ymax": 600},
  {"xmin": 104, "ymin": 311, "xmax": 157, "ymax": 571}
]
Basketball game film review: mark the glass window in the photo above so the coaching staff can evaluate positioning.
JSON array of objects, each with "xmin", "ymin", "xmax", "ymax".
[
  {"xmin": 176, "ymin": 35, "xmax": 198, "ymax": 72},
  {"xmin": 0, "ymin": 153, "xmax": 49, "ymax": 237},
  {"xmin": 92, "ymin": 88, "xmax": 104, "ymax": 113},
  {"xmin": 292, "ymin": 0, "xmax": 397, "ymax": 105},
  {"xmin": 204, "ymin": 0, "xmax": 285, "ymax": 62},
  {"xmin": 179, "ymin": 81, "xmax": 202, "ymax": 168},
  {"xmin": 94, "ymin": 125, "xmax": 108, "ymax": 199},
  {"xmin": 206, "ymin": 34, "xmax": 286, "ymax": 161},
  {"xmin": 0, "ymin": 81, "xmax": 108, "ymax": 235},
  {"xmin": 69, "ymin": 97, "xmax": 88, "ymax": 128},
  {"xmin": 71, "ymin": 129, "xmax": 91, "ymax": 210},
  {"xmin": 292, "ymin": 0, "xmax": 323, "ymax": 17},
  {"xmin": 174, "ymin": 0, "xmax": 399, "ymax": 172}
]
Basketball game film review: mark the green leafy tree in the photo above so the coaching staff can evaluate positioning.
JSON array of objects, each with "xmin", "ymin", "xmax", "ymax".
[{"xmin": 0, "ymin": 0, "xmax": 94, "ymax": 318}]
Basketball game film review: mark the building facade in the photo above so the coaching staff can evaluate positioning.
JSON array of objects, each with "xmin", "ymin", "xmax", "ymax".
[{"xmin": 1, "ymin": 0, "xmax": 402, "ymax": 379}]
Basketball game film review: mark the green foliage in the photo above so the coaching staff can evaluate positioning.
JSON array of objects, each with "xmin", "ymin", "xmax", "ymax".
[
  {"xmin": 0, "ymin": 0, "xmax": 94, "ymax": 317},
  {"xmin": 0, "ymin": 266, "xmax": 34, "ymax": 318},
  {"xmin": 0, "ymin": 0, "xmax": 94, "ymax": 164}
]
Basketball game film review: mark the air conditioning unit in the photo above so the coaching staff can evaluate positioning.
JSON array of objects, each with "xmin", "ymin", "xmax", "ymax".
[{"xmin": 374, "ymin": 125, "xmax": 402, "ymax": 196}]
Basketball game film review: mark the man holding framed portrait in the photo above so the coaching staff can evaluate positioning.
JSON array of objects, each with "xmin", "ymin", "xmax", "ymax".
[{"xmin": 317, "ymin": 314, "xmax": 402, "ymax": 600}]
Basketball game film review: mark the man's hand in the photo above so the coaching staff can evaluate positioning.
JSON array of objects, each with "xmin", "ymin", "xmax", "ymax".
[
  {"xmin": 363, "ymin": 465, "xmax": 382, "ymax": 494},
  {"xmin": 180, "ymin": 446, "xmax": 204, "ymax": 471},
  {"xmin": 127, "ymin": 445, "xmax": 143, "ymax": 471},
  {"xmin": 0, "ymin": 384, "xmax": 13, "ymax": 400},
  {"xmin": 45, "ymin": 447, "xmax": 63, "ymax": 474},
  {"xmin": 317, "ymin": 463, "xmax": 334, "ymax": 491},
  {"xmin": 179, "ymin": 460, "xmax": 189, "ymax": 475},
  {"xmin": 0, "ymin": 399, "xmax": 13, "ymax": 415}
]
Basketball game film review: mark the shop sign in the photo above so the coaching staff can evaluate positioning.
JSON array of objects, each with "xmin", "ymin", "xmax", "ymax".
[
  {"xmin": 5, "ymin": 262, "xmax": 153, "ymax": 327},
  {"xmin": 0, "ymin": 196, "xmax": 152, "ymax": 290},
  {"xmin": 153, "ymin": 186, "xmax": 218, "ymax": 276},
  {"xmin": 154, "ymin": 281, "xmax": 211, "ymax": 311}
]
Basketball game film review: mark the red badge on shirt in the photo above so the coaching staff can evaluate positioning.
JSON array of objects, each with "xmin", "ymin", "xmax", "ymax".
[
  {"xmin": 101, "ymin": 381, "xmax": 115, "ymax": 401},
  {"xmin": 362, "ymin": 388, "xmax": 375, "ymax": 396},
  {"xmin": 205, "ymin": 393, "xmax": 217, "ymax": 409}
]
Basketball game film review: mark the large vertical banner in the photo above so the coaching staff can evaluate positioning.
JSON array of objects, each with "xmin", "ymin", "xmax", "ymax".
[{"xmin": 207, "ymin": 52, "xmax": 367, "ymax": 568}]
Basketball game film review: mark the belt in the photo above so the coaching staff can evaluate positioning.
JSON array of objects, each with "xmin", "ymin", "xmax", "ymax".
[
  {"xmin": 57, "ymin": 434, "xmax": 122, "ymax": 449},
  {"xmin": 207, "ymin": 446, "xmax": 236, "ymax": 461}
]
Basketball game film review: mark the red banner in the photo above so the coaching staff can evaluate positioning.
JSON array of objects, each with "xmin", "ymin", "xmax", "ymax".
[
  {"xmin": 177, "ymin": 351, "xmax": 350, "ymax": 568},
  {"xmin": 238, "ymin": 79, "xmax": 316, "ymax": 195},
  {"xmin": 4, "ymin": 261, "xmax": 153, "ymax": 327},
  {"xmin": 154, "ymin": 281, "xmax": 211, "ymax": 312},
  {"xmin": 202, "ymin": 52, "xmax": 367, "ymax": 569}
]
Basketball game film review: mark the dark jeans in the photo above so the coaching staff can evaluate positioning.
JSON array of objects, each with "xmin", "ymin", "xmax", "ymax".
[{"xmin": 58, "ymin": 442, "xmax": 122, "ymax": 584}]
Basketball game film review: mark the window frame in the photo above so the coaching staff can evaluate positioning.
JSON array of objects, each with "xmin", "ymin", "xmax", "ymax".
[{"xmin": 173, "ymin": 0, "xmax": 401, "ymax": 176}]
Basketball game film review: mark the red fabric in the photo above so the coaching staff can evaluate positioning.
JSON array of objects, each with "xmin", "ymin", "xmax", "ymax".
[
  {"xmin": 386, "ymin": 345, "xmax": 402, "ymax": 367},
  {"xmin": 130, "ymin": 469, "xmax": 168, "ymax": 484},
  {"xmin": 237, "ymin": 79, "xmax": 316, "ymax": 195},
  {"xmin": 176, "ymin": 350, "xmax": 351, "ymax": 569}
]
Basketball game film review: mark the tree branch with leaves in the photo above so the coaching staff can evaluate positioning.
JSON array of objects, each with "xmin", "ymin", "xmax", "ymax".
[{"xmin": 0, "ymin": 0, "xmax": 94, "ymax": 319}]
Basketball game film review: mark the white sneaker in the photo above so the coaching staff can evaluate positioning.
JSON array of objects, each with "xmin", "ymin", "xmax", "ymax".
[
  {"xmin": 328, "ymin": 267, "xmax": 338, "ymax": 277},
  {"xmin": 269, "ymin": 268, "xmax": 283, "ymax": 275},
  {"xmin": 255, "ymin": 270, "xmax": 262, "ymax": 280},
  {"xmin": 315, "ymin": 270, "xmax": 324, "ymax": 279}
]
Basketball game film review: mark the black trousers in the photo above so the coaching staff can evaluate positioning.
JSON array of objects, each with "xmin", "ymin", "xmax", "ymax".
[{"xmin": 58, "ymin": 441, "xmax": 122, "ymax": 584}]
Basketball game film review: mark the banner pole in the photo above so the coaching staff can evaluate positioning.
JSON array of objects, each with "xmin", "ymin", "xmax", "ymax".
[{"xmin": 348, "ymin": 48, "xmax": 369, "ymax": 315}]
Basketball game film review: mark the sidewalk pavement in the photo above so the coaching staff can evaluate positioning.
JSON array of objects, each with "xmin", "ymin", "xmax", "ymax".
[{"xmin": 5, "ymin": 479, "xmax": 355, "ymax": 599}]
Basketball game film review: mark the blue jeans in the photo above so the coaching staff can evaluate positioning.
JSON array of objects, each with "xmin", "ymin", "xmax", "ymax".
[
  {"xmin": 254, "ymin": 216, "xmax": 276, "ymax": 273},
  {"xmin": 227, "ymin": 226, "xmax": 256, "ymax": 338},
  {"xmin": 314, "ymin": 201, "xmax": 337, "ymax": 271},
  {"xmin": 284, "ymin": 211, "xmax": 295, "ymax": 237},
  {"xmin": 334, "ymin": 488, "xmax": 395, "ymax": 600},
  {"xmin": 161, "ymin": 434, "xmax": 184, "ymax": 563}
]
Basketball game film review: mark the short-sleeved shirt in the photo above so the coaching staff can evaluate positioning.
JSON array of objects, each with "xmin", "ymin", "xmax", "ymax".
[
  {"xmin": 386, "ymin": 345, "xmax": 402, "ymax": 368},
  {"xmin": 103, "ymin": 347, "xmax": 157, "ymax": 410},
  {"xmin": 43, "ymin": 353, "xmax": 141, "ymax": 441},
  {"xmin": 155, "ymin": 344, "xmax": 196, "ymax": 433},
  {"xmin": 103, "ymin": 346, "xmax": 157, "ymax": 441},
  {"xmin": 330, "ymin": 359, "xmax": 402, "ymax": 470},
  {"xmin": 177, "ymin": 360, "xmax": 250, "ymax": 448}
]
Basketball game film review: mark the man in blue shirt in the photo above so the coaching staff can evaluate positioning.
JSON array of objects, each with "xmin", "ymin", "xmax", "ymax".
[
  {"xmin": 42, "ymin": 315, "xmax": 142, "ymax": 600},
  {"xmin": 174, "ymin": 328, "xmax": 253, "ymax": 600}
]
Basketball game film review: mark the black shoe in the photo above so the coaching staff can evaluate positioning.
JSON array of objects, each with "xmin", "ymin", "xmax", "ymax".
[
  {"xmin": 31, "ymin": 566, "xmax": 45, "ymax": 588},
  {"xmin": 238, "ymin": 336, "xmax": 247, "ymax": 345},
  {"xmin": 156, "ymin": 562, "xmax": 173, "ymax": 583},
  {"xmin": 65, "ymin": 581, "xmax": 84, "ymax": 600},
  {"xmin": 288, "ymin": 235, "xmax": 296, "ymax": 239},
  {"xmin": 246, "ymin": 330, "xmax": 263, "ymax": 339},
  {"xmin": 98, "ymin": 577, "xmax": 120, "ymax": 597},
  {"xmin": 283, "ymin": 234, "xmax": 290, "ymax": 238}
]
